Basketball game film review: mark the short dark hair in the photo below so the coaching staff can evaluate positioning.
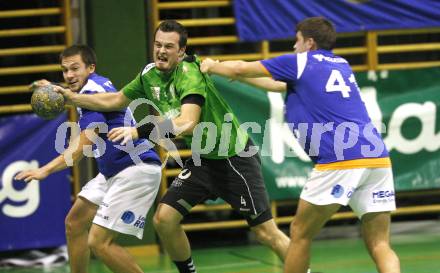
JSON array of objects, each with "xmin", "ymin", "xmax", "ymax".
[
  {"xmin": 296, "ymin": 17, "xmax": 336, "ymax": 50},
  {"xmin": 60, "ymin": 45, "xmax": 97, "ymax": 66},
  {"xmin": 154, "ymin": 20, "xmax": 188, "ymax": 48}
]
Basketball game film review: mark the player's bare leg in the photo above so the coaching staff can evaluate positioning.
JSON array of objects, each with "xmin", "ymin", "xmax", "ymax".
[
  {"xmin": 154, "ymin": 203, "xmax": 196, "ymax": 273},
  {"xmin": 65, "ymin": 197, "xmax": 98, "ymax": 273},
  {"xmin": 284, "ymin": 200, "xmax": 340, "ymax": 273},
  {"xmin": 153, "ymin": 203, "xmax": 191, "ymax": 260},
  {"xmin": 88, "ymin": 224, "xmax": 143, "ymax": 273},
  {"xmin": 250, "ymin": 219, "xmax": 290, "ymax": 260},
  {"xmin": 361, "ymin": 212, "xmax": 400, "ymax": 273}
]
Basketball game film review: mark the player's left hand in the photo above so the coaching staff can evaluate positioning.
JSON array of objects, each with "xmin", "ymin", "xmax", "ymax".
[
  {"xmin": 200, "ymin": 58, "xmax": 218, "ymax": 73},
  {"xmin": 14, "ymin": 168, "xmax": 49, "ymax": 183},
  {"xmin": 108, "ymin": 127, "xmax": 139, "ymax": 145},
  {"xmin": 29, "ymin": 79, "xmax": 51, "ymax": 90}
]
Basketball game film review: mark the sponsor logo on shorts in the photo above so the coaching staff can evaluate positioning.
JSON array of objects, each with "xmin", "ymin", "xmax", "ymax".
[
  {"xmin": 172, "ymin": 169, "xmax": 191, "ymax": 187},
  {"xmin": 178, "ymin": 169, "xmax": 191, "ymax": 180},
  {"xmin": 96, "ymin": 212, "xmax": 109, "ymax": 221},
  {"xmin": 121, "ymin": 210, "xmax": 135, "ymax": 224},
  {"xmin": 347, "ymin": 187, "xmax": 355, "ymax": 198},
  {"xmin": 133, "ymin": 216, "xmax": 145, "ymax": 228},
  {"xmin": 372, "ymin": 190, "xmax": 395, "ymax": 203},
  {"xmin": 331, "ymin": 184, "xmax": 344, "ymax": 198},
  {"xmin": 171, "ymin": 178, "xmax": 182, "ymax": 187}
]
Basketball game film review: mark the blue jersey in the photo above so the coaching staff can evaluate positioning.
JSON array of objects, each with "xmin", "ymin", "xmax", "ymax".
[
  {"xmin": 77, "ymin": 73, "xmax": 161, "ymax": 177},
  {"xmin": 261, "ymin": 50, "xmax": 389, "ymax": 169}
]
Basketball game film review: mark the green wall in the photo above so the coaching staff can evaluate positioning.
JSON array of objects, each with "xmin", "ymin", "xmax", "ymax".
[
  {"xmin": 85, "ymin": 0, "xmax": 156, "ymax": 247},
  {"xmin": 86, "ymin": 0, "xmax": 149, "ymax": 90}
]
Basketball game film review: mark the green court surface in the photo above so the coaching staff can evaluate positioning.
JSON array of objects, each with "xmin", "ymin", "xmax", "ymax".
[{"xmin": 2, "ymin": 227, "xmax": 439, "ymax": 273}]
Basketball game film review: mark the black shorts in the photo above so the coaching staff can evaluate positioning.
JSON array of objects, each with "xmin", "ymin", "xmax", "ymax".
[{"xmin": 160, "ymin": 141, "xmax": 272, "ymax": 227}]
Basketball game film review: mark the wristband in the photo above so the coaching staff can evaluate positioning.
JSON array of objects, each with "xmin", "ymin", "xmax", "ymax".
[
  {"xmin": 137, "ymin": 122, "xmax": 155, "ymax": 139},
  {"xmin": 137, "ymin": 118, "xmax": 176, "ymax": 140}
]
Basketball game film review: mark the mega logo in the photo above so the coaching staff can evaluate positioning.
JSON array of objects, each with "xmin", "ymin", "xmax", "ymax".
[
  {"xmin": 372, "ymin": 190, "xmax": 395, "ymax": 199},
  {"xmin": 0, "ymin": 161, "xmax": 40, "ymax": 218}
]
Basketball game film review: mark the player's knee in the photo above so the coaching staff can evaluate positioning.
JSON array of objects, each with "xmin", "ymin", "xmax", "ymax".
[
  {"xmin": 153, "ymin": 204, "xmax": 183, "ymax": 232},
  {"xmin": 289, "ymin": 219, "xmax": 297, "ymax": 237},
  {"xmin": 254, "ymin": 229, "xmax": 272, "ymax": 245},
  {"xmin": 289, "ymin": 219, "xmax": 308, "ymax": 241},
  {"xmin": 366, "ymin": 240, "xmax": 390, "ymax": 256},
  {"xmin": 253, "ymin": 223, "xmax": 279, "ymax": 246},
  {"xmin": 153, "ymin": 209, "xmax": 178, "ymax": 232},
  {"xmin": 65, "ymin": 213, "xmax": 84, "ymax": 237},
  {"xmin": 87, "ymin": 234, "xmax": 107, "ymax": 257}
]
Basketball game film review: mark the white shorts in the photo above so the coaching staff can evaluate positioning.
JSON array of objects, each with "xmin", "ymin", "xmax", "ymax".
[
  {"xmin": 300, "ymin": 168, "xmax": 396, "ymax": 218},
  {"xmin": 78, "ymin": 163, "xmax": 161, "ymax": 239}
]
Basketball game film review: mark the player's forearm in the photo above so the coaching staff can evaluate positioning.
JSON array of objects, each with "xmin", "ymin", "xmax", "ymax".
[
  {"xmin": 71, "ymin": 92, "xmax": 127, "ymax": 111},
  {"xmin": 40, "ymin": 153, "xmax": 80, "ymax": 175},
  {"xmin": 237, "ymin": 77, "xmax": 287, "ymax": 92},
  {"xmin": 209, "ymin": 61, "xmax": 247, "ymax": 79},
  {"xmin": 208, "ymin": 60, "xmax": 269, "ymax": 79},
  {"xmin": 172, "ymin": 116, "xmax": 197, "ymax": 136}
]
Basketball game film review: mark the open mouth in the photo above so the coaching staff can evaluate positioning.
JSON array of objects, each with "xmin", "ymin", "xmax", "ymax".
[{"xmin": 157, "ymin": 55, "xmax": 168, "ymax": 63}]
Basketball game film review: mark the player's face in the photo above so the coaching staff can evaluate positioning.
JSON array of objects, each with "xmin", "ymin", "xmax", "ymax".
[
  {"xmin": 61, "ymin": 54, "xmax": 95, "ymax": 92},
  {"xmin": 154, "ymin": 30, "xmax": 185, "ymax": 72},
  {"xmin": 293, "ymin": 31, "xmax": 314, "ymax": 54}
]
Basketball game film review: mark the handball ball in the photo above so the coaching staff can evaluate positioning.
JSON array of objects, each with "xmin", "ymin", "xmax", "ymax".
[{"xmin": 31, "ymin": 84, "xmax": 65, "ymax": 119}]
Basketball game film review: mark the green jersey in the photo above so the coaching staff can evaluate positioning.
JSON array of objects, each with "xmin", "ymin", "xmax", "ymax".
[{"xmin": 123, "ymin": 56, "xmax": 248, "ymax": 159}]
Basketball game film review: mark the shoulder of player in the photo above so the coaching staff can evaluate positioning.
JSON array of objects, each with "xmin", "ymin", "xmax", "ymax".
[
  {"xmin": 141, "ymin": 62, "xmax": 156, "ymax": 76},
  {"xmin": 176, "ymin": 59, "xmax": 201, "ymax": 77},
  {"xmin": 80, "ymin": 74, "xmax": 113, "ymax": 94},
  {"xmin": 308, "ymin": 51, "xmax": 348, "ymax": 64}
]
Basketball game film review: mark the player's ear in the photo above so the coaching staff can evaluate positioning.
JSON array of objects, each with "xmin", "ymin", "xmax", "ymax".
[
  {"xmin": 88, "ymin": 64, "xmax": 96, "ymax": 73},
  {"xmin": 178, "ymin": 46, "xmax": 186, "ymax": 58},
  {"xmin": 306, "ymin": 38, "xmax": 317, "ymax": 50}
]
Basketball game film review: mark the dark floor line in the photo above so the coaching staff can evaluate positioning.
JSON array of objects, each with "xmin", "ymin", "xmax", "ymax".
[
  {"xmin": 228, "ymin": 251, "xmax": 324, "ymax": 273},
  {"xmin": 227, "ymin": 251, "xmax": 283, "ymax": 268}
]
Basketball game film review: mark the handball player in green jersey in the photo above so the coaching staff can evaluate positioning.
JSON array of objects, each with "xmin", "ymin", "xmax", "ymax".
[{"xmin": 55, "ymin": 20, "xmax": 290, "ymax": 273}]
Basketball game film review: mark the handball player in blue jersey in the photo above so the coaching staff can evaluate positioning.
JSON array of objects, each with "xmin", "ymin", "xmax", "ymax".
[
  {"xmin": 15, "ymin": 45, "xmax": 162, "ymax": 273},
  {"xmin": 202, "ymin": 17, "xmax": 400, "ymax": 273}
]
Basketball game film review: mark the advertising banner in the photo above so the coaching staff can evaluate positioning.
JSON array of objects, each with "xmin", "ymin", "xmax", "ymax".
[
  {"xmin": 234, "ymin": 0, "xmax": 440, "ymax": 41},
  {"xmin": 0, "ymin": 113, "xmax": 71, "ymax": 251}
]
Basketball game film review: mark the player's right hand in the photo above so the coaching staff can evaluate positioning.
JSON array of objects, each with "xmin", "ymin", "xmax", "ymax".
[
  {"xmin": 108, "ymin": 127, "xmax": 139, "ymax": 145},
  {"xmin": 200, "ymin": 58, "xmax": 219, "ymax": 73},
  {"xmin": 53, "ymin": 85, "xmax": 76, "ymax": 103},
  {"xmin": 14, "ymin": 168, "xmax": 49, "ymax": 183}
]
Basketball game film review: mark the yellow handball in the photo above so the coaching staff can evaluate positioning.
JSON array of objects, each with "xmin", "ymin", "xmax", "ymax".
[{"xmin": 30, "ymin": 84, "xmax": 65, "ymax": 119}]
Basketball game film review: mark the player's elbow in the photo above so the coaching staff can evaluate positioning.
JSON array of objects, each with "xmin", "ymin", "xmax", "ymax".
[
  {"xmin": 273, "ymin": 82, "xmax": 287, "ymax": 92},
  {"xmin": 174, "ymin": 116, "xmax": 200, "ymax": 136},
  {"xmin": 180, "ymin": 120, "xmax": 198, "ymax": 135}
]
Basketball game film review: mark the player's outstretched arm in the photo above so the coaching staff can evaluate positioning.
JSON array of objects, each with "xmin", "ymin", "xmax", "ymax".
[
  {"xmin": 201, "ymin": 59, "xmax": 285, "ymax": 92},
  {"xmin": 201, "ymin": 58, "xmax": 269, "ymax": 79},
  {"xmin": 14, "ymin": 128, "xmax": 94, "ymax": 183},
  {"xmin": 236, "ymin": 77, "xmax": 286, "ymax": 92},
  {"xmin": 55, "ymin": 87, "xmax": 131, "ymax": 112}
]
